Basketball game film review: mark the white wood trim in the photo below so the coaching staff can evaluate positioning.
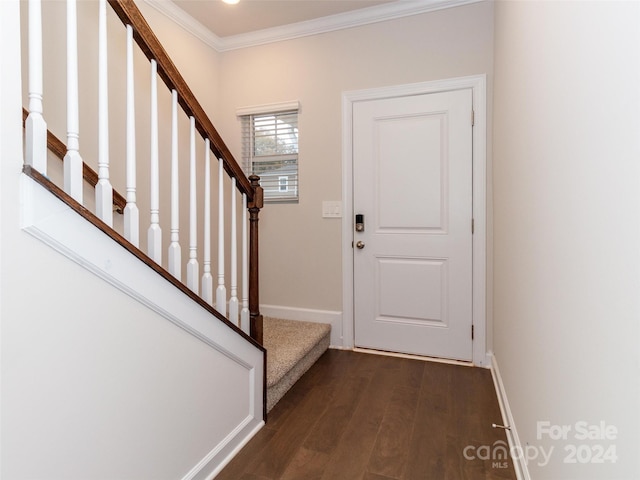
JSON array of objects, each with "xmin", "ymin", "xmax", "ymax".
[
  {"xmin": 216, "ymin": 158, "xmax": 227, "ymax": 316},
  {"xmin": 143, "ymin": 0, "xmax": 225, "ymax": 51},
  {"xmin": 148, "ymin": 59, "xmax": 162, "ymax": 264},
  {"xmin": 205, "ymin": 420, "xmax": 265, "ymax": 480},
  {"xmin": 64, "ymin": 0, "xmax": 83, "ymax": 203},
  {"xmin": 240, "ymin": 194, "xmax": 250, "ymax": 334},
  {"xmin": 186, "ymin": 116, "xmax": 199, "ymax": 293},
  {"xmin": 25, "ymin": 0, "xmax": 47, "ymax": 175},
  {"xmin": 96, "ymin": 0, "xmax": 113, "ymax": 227},
  {"xmin": 260, "ymin": 304, "xmax": 342, "ymax": 348},
  {"xmin": 181, "ymin": 415, "xmax": 263, "ymax": 480},
  {"xmin": 341, "ymin": 75, "xmax": 489, "ymax": 366},
  {"xmin": 223, "ymin": 0, "xmax": 482, "ymax": 51},
  {"xmin": 124, "ymin": 24, "xmax": 139, "ymax": 248},
  {"xmin": 236, "ymin": 101, "xmax": 300, "ymax": 117},
  {"xmin": 489, "ymin": 353, "xmax": 530, "ymax": 480},
  {"xmin": 145, "ymin": 0, "xmax": 482, "ymax": 52},
  {"xmin": 228, "ymin": 178, "xmax": 239, "ymax": 325},
  {"xmin": 354, "ymin": 347, "xmax": 474, "ymax": 367},
  {"xmin": 202, "ymin": 139, "xmax": 214, "ymax": 305},
  {"xmin": 168, "ymin": 89, "xmax": 181, "ymax": 279}
]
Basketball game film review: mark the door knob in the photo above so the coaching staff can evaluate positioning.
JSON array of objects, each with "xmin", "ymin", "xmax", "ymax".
[{"xmin": 356, "ymin": 241, "xmax": 365, "ymax": 249}]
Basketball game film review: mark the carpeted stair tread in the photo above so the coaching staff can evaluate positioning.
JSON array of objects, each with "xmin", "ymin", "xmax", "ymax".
[
  {"xmin": 263, "ymin": 317, "xmax": 331, "ymax": 412},
  {"xmin": 263, "ymin": 316, "xmax": 331, "ymax": 387}
]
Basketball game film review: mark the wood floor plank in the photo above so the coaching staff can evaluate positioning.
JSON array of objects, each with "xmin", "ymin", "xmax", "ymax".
[
  {"xmin": 237, "ymin": 474, "xmax": 272, "ymax": 480},
  {"xmin": 403, "ymin": 360, "xmax": 451, "ymax": 479},
  {"xmin": 362, "ymin": 472, "xmax": 398, "ymax": 480},
  {"xmin": 302, "ymin": 374, "xmax": 369, "ymax": 454},
  {"xmin": 367, "ymin": 358, "xmax": 424, "ymax": 478},
  {"xmin": 248, "ymin": 383, "xmax": 334, "ymax": 478},
  {"xmin": 448, "ymin": 367, "xmax": 483, "ymax": 479},
  {"xmin": 320, "ymin": 354, "xmax": 403, "ymax": 480},
  {"xmin": 216, "ymin": 351, "xmax": 516, "ymax": 480},
  {"xmin": 280, "ymin": 446, "xmax": 330, "ymax": 480}
]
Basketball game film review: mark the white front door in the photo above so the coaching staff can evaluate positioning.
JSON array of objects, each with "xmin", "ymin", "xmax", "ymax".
[{"xmin": 353, "ymin": 88, "xmax": 473, "ymax": 361}]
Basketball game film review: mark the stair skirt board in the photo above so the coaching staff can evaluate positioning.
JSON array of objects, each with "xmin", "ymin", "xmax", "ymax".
[{"xmin": 264, "ymin": 317, "xmax": 331, "ymax": 412}]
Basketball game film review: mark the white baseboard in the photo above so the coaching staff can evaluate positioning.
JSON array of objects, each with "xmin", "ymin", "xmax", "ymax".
[
  {"xmin": 260, "ymin": 304, "xmax": 343, "ymax": 347},
  {"xmin": 489, "ymin": 353, "xmax": 531, "ymax": 480},
  {"xmin": 198, "ymin": 420, "xmax": 265, "ymax": 480}
]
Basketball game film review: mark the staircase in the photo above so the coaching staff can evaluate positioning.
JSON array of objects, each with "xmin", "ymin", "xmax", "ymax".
[
  {"xmin": 6, "ymin": 0, "xmax": 330, "ymax": 477},
  {"xmin": 264, "ymin": 317, "xmax": 331, "ymax": 412}
]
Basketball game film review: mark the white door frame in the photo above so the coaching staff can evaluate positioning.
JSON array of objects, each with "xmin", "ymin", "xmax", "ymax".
[{"xmin": 341, "ymin": 74, "xmax": 489, "ymax": 367}]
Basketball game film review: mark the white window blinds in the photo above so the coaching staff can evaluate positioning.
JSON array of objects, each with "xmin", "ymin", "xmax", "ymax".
[{"xmin": 239, "ymin": 107, "xmax": 299, "ymax": 203}]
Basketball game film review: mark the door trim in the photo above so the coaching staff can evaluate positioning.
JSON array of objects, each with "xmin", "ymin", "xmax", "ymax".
[{"xmin": 341, "ymin": 75, "xmax": 489, "ymax": 366}]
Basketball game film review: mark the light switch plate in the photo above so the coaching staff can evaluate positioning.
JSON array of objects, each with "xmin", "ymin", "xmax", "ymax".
[{"xmin": 322, "ymin": 201, "xmax": 342, "ymax": 218}]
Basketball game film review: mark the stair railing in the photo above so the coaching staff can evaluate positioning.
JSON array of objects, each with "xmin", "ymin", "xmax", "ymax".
[{"xmin": 22, "ymin": 0, "xmax": 264, "ymax": 344}]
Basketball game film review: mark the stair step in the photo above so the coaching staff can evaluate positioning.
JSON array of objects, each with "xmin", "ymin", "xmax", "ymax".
[{"xmin": 263, "ymin": 317, "xmax": 331, "ymax": 412}]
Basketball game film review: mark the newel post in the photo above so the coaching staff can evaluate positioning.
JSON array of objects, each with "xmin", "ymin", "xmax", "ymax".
[{"xmin": 248, "ymin": 175, "xmax": 264, "ymax": 344}]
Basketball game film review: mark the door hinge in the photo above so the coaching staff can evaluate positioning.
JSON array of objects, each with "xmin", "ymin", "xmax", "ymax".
[
  {"xmin": 471, "ymin": 109, "xmax": 475, "ymax": 126},
  {"xmin": 472, "ymin": 325, "xmax": 474, "ymax": 340},
  {"xmin": 471, "ymin": 218, "xmax": 475, "ymax": 234}
]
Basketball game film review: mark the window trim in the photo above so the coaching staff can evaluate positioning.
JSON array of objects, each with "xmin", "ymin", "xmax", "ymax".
[
  {"xmin": 238, "ymin": 101, "xmax": 300, "ymax": 204},
  {"xmin": 237, "ymin": 101, "xmax": 300, "ymax": 117}
]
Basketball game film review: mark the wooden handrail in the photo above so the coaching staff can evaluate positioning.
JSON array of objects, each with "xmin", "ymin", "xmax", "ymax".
[
  {"xmin": 107, "ymin": 0, "xmax": 254, "ymax": 202},
  {"xmin": 22, "ymin": 108, "xmax": 127, "ymax": 214}
]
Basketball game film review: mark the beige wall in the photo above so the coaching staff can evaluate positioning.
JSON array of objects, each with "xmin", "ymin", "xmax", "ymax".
[
  {"xmin": 215, "ymin": 1, "xmax": 494, "ymax": 313},
  {"xmin": 25, "ymin": 0, "xmax": 494, "ymax": 333},
  {"xmin": 493, "ymin": 1, "xmax": 640, "ymax": 478}
]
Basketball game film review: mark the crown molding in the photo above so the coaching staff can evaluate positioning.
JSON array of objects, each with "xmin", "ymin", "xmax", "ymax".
[
  {"xmin": 143, "ymin": 0, "xmax": 225, "ymax": 51},
  {"xmin": 145, "ymin": 0, "xmax": 484, "ymax": 53},
  {"xmin": 219, "ymin": 0, "xmax": 483, "ymax": 51}
]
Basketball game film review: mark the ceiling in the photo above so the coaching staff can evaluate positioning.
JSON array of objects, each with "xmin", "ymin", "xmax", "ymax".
[{"xmin": 170, "ymin": 0, "xmax": 395, "ymax": 38}]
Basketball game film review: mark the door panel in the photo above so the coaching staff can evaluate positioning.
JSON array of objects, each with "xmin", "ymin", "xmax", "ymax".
[
  {"xmin": 353, "ymin": 88, "xmax": 473, "ymax": 361},
  {"xmin": 377, "ymin": 257, "xmax": 447, "ymax": 325},
  {"xmin": 376, "ymin": 113, "xmax": 446, "ymax": 231}
]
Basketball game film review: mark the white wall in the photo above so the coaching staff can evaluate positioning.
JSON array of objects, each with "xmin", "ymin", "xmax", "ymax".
[
  {"xmin": 214, "ymin": 2, "xmax": 495, "ymax": 337},
  {"xmin": 493, "ymin": 1, "xmax": 640, "ymax": 478}
]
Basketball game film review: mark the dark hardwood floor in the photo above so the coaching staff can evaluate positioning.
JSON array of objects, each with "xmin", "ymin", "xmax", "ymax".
[{"xmin": 217, "ymin": 350, "xmax": 516, "ymax": 480}]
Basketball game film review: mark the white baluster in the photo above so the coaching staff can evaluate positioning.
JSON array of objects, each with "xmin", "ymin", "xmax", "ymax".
[
  {"xmin": 168, "ymin": 90, "xmax": 181, "ymax": 279},
  {"xmin": 25, "ymin": 0, "xmax": 47, "ymax": 174},
  {"xmin": 228, "ymin": 179, "xmax": 239, "ymax": 325},
  {"xmin": 202, "ymin": 140, "xmax": 214, "ymax": 305},
  {"xmin": 241, "ymin": 193, "xmax": 249, "ymax": 333},
  {"xmin": 124, "ymin": 25, "xmax": 139, "ymax": 247},
  {"xmin": 186, "ymin": 116, "xmax": 199, "ymax": 293},
  {"xmin": 64, "ymin": 0, "xmax": 83, "ymax": 202},
  {"xmin": 95, "ymin": 0, "xmax": 113, "ymax": 226},
  {"xmin": 147, "ymin": 59, "xmax": 162, "ymax": 264},
  {"xmin": 216, "ymin": 158, "xmax": 227, "ymax": 316}
]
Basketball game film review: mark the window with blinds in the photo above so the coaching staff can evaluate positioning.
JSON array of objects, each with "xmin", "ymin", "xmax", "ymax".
[{"xmin": 240, "ymin": 109, "xmax": 299, "ymax": 203}]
